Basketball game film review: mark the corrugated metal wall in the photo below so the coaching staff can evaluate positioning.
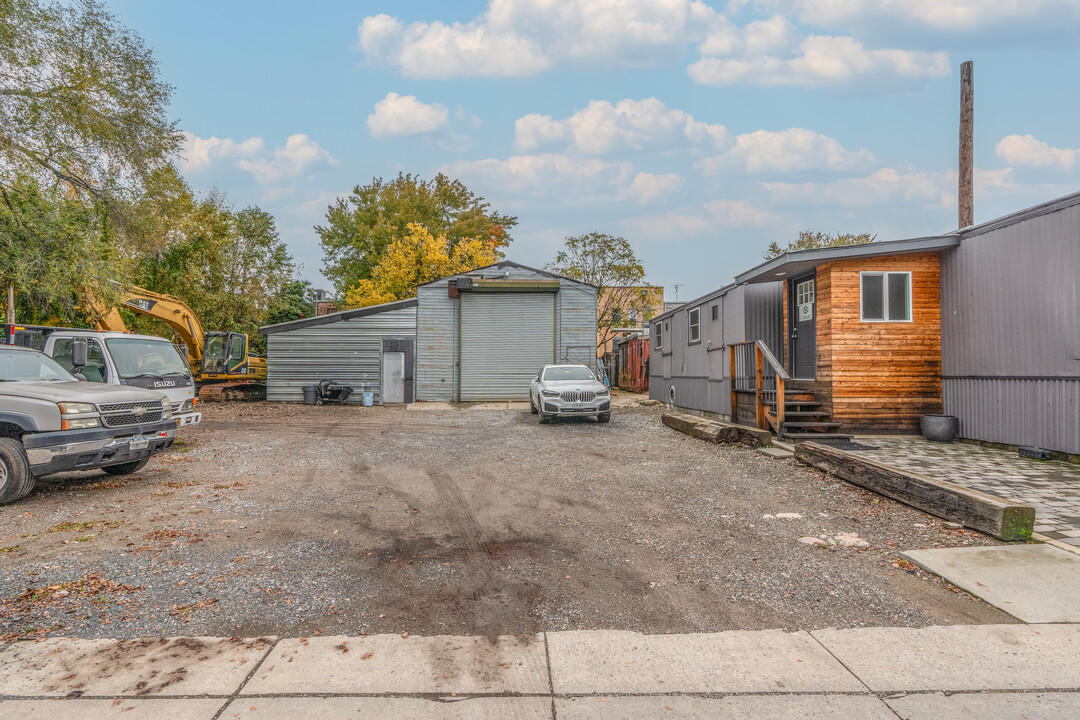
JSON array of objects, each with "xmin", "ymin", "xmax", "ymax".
[
  {"xmin": 416, "ymin": 263, "xmax": 598, "ymax": 402},
  {"xmin": 416, "ymin": 285, "xmax": 456, "ymax": 401},
  {"xmin": 941, "ymin": 199, "xmax": 1080, "ymax": 454},
  {"xmin": 266, "ymin": 307, "xmax": 417, "ymax": 403},
  {"xmin": 648, "ymin": 282, "xmax": 784, "ymax": 418}
]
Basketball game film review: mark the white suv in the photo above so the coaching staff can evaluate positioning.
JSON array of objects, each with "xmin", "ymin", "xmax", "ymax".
[{"xmin": 529, "ymin": 364, "xmax": 611, "ymax": 424}]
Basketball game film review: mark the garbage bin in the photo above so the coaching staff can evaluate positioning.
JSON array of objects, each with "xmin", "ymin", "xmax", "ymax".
[
  {"xmin": 302, "ymin": 385, "xmax": 318, "ymax": 405},
  {"xmin": 361, "ymin": 391, "xmax": 374, "ymax": 407}
]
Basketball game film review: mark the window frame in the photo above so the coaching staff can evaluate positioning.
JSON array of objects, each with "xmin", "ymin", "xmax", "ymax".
[
  {"xmin": 655, "ymin": 319, "xmax": 663, "ymax": 348},
  {"xmin": 859, "ymin": 271, "xmax": 913, "ymax": 323},
  {"xmin": 688, "ymin": 307, "xmax": 701, "ymax": 344},
  {"xmin": 711, "ymin": 304, "xmax": 719, "ymax": 322}
]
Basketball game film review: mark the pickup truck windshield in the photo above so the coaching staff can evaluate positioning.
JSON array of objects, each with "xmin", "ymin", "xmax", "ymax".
[
  {"xmin": 0, "ymin": 349, "xmax": 77, "ymax": 382},
  {"xmin": 542, "ymin": 366, "xmax": 596, "ymax": 381},
  {"xmin": 104, "ymin": 338, "xmax": 190, "ymax": 379}
]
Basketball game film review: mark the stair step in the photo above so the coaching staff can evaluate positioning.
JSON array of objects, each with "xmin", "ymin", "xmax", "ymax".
[
  {"xmin": 781, "ymin": 411, "xmax": 831, "ymax": 418},
  {"xmin": 781, "ymin": 422, "xmax": 842, "ymax": 430},
  {"xmin": 767, "ymin": 401, "xmax": 823, "ymax": 409},
  {"xmin": 780, "ymin": 432, "xmax": 854, "ymax": 441}
]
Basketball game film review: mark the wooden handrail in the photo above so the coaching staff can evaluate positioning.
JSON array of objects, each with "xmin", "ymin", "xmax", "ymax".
[{"xmin": 728, "ymin": 340, "xmax": 786, "ymax": 432}]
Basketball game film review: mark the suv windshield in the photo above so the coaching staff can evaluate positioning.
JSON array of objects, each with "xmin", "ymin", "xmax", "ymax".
[
  {"xmin": 105, "ymin": 338, "xmax": 190, "ymax": 379},
  {"xmin": 543, "ymin": 366, "xmax": 595, "ymax": 382},
  {"xmin": 0, "ymin": 349, "xmax": 76, "ymax": 382}
]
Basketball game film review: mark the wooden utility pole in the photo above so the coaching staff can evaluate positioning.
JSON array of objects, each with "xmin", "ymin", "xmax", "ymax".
[
  {"xmin": 6, "ymin": 285, "xmax": 13, "ymax": 325},
  {"xmin": 959, "ymin": 60, "xmax": 974, "ymax": 228}
]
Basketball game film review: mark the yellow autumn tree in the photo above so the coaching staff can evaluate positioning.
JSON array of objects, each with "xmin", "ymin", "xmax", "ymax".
[{"xmin": 343, "ymin": 223, "xmax": 500, "ymax": 308}]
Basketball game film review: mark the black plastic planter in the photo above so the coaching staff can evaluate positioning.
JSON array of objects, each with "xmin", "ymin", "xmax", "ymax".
[{"xmin": 921, "ymin": 414, "xmax": 959, "ymax": 443}]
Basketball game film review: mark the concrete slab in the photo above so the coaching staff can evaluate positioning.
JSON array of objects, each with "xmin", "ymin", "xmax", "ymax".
[
  {"xmin": 546, "ymin": 630, "xmax": 864, "ymax": 694},
  {"xmin": 812, "ymin": 624, "xmax": 1080, "ymax": 691},
  {"xmin": 901, "ymin": 544, "xmax": 1080, "ymax": 623},
  {"xmin": 757, "ymin": 447, "xmax": 795, "ymax": 459},
  {"xmin": 0, "ymin": 636, "xmax": 273, "ymax": 697},
  {"xmin": 0, "ymin": 699, "xmax": 223, "ymax": 720},
  {"xmin": 222, "ymin": 696, "xmax": 552, "ymax": 719},
  {"xmin": 240, "ymin": 634, "xmax": 549, "ymax": 695},
  {"xmin": 556, "ymin": 694, "xmax": 894, "ymax": 719},
  {"xmin": 886, "ymin": 691, "xmax": 1080, "ymax": 720}
]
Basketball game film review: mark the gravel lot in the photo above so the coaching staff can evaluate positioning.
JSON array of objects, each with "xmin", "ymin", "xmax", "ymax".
[{"xmin": 0, "ymin": 399, "xmax": 1011, "ymax": 640}]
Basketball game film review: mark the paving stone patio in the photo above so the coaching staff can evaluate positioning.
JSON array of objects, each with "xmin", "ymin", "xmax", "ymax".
[{"xmin": 848, "ymin": 437, "xmax": 1080, "ymax": 544}]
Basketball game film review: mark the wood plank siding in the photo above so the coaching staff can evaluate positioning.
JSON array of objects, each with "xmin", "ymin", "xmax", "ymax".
[{"xmin": 783, "ymin": 252, "xmax": 944, "ymax": 433}]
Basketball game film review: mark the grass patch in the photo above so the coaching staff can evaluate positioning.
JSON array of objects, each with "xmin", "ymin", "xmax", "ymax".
[
  {"xmin": 48, "ymin": 520, "xmax": 121, "ymax": 534},
  {"xmin": 0, "ymin": 545, "xmax": 22, "ymax": 553},
  {"xmin": 170, "ymin": 439, "xmax": 194, "ymax": 453}
]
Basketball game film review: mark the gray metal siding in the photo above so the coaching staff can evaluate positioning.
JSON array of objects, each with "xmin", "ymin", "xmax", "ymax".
[
  {"xmin": 266, "ymin": 307, "xmax": 417, "ymax": 403},
  {"xmin": 941, "ymin": 201, "xmax": 1080, "ymax": 453},
  {"xmin": 416, "ymin": 262, "xmax": 597, "ymax": 402},
  {"xmin": 557, "ymin": 281, "xmax": 599, "ymax": 366},
  {"xmin": 460, "ymin": 293, "xmax": 555, "ymax": 401},
  {"xmin": 648, "ymin": 282, "xmax": 784, "ymax": 419},
  {"xmin": 416, "ymin": 285, "xmax": 456, "ymax": 402}
]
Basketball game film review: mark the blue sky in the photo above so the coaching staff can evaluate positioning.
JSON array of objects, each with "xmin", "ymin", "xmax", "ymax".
[{"xmin": 109, "ymin": 0, "xmax": 1080, "ymax": 302}]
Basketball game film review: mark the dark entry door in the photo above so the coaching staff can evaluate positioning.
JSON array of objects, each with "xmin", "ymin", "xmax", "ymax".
[{"xmin": 790, "ymin": 274, "xmax": 816, "ymax": 379}]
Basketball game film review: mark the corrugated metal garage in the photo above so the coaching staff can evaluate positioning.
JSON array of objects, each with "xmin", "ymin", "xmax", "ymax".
[
  {"xmin": 260, "ymin": 299, "xmax": 417, "ymax": 404},
  {"xmin": 417, "ymin": 261, "xmax": 598, "ymax": 402}
]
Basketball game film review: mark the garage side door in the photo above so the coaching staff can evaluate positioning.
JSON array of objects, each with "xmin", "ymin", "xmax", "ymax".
[{"xmin": 460, "ymin": 293, "xmax": 555, "ymax": 401}]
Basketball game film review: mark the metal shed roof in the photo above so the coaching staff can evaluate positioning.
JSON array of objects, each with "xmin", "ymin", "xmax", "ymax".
[
  {"xmin": 734, "ymin": 235, "xmax": 961, "ymax": 285},
  {"xmin": 260, "ymin": 298, "xmax": 418, "ymax": 335},
  {"xmin": 416, "ymin": 260, "xmax": 598, "ymax": 289}
]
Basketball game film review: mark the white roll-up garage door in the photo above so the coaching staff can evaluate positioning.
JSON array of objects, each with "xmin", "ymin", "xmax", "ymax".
[{"xmin": 460, "ymin": 292, "xmax": 555, "ymax": 401}]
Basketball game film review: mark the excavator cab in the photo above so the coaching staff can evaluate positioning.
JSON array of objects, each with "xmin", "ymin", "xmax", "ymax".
[{"xmin": 201, "ymin": 331, "xmax": 248, "ymax": 376}]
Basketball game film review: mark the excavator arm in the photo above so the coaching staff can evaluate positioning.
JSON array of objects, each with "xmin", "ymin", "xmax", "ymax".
[{"xmin": 88, "ymin": 282, "xmax": 206, "ymax": 370}]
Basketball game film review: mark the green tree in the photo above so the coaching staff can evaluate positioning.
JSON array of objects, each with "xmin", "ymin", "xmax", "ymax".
[
  {"xmin": 0, "ymin": 0, "xmax": 180, "ymax": 201},
  {"xmin": 763, "ymin": 230, "xmax": 876, "ymax": 260},
  {"xmin": 265, "ymin": 280, "xmax": 316, "ymax": 326},
  {"xmin": 546, "ymin": 233, "xmax": 651, "ymax": 353},
  {"xmin": 122, "ymin": 170, "xmax": 298, "ymax": 349},
  {"xmin": 0, "ymin": 176, "xmax": 119, "ymax": 324},
  {"xmin": 317, "ymin": 173, "xmax": 516, "ymax": 295}
]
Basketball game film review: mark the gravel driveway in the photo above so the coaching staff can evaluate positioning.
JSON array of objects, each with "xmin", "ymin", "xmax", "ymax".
[{"xmin": 0, "ymin": 401, "xmax": 1011, "ymax": 640}]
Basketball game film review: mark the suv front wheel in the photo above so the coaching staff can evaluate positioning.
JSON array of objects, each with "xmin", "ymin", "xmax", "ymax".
[{"xmin": 0, "ymin": 438, "xmax": 35, "ymax": 504}]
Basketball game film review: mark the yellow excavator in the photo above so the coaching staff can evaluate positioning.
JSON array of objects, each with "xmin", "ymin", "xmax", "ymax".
[{"xmin": 87, "ymin": 283, "xmax": 267, "ymax": 401}]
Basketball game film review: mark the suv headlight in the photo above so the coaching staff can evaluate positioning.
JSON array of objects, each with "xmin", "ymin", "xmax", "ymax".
[
  {"xmin": 596, "ymin": 388, "xmax": 610, "ymax": 396},
  {"xmin": 58, "ymin": 402, "xmax": 96, "ymax": 415},
  {"xmin": 541, "ymin": 389, "xmax": 559, "ymax": 398},
  {"xmin": 161, "ymin": 400, "xmax": 172, "ymax": 419}
]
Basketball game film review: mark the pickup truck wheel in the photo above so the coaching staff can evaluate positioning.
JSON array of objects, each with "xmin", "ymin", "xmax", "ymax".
[
  {"xmin": 0, "ymin": 438, "xmax": 34, "ymax": 504},
  {"xmin": 101, "ymin": 458, "xmax": 150, "ymax": 476}
]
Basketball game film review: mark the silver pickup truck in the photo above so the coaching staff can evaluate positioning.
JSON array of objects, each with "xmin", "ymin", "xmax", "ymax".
[{"xmin": 0, "ymin": 345, "xmax": 176, "ymax": 504}]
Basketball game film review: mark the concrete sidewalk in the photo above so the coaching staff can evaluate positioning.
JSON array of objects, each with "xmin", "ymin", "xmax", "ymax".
[{"xmin": 1, "ymin": 626, "xmax": 1079, "ymax": 718}]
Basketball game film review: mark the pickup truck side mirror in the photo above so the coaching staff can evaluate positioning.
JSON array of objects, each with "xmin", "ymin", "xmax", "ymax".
[{"xmin": 71, "ymin": 338, "xmax": 88, "ymax": 373}]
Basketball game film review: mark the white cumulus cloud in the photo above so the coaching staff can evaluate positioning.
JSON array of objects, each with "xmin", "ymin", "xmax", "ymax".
[
  {"xmin": 624, "ymin": 172, "xmax": 684, "ymax": 202},
  {"xmin": 367, "ymin": 92, "xmax": 450, "ymax": 138},
  {"xmin": 704, "ymin": 199, "xmax": 774, "ymax": 227},
  {"xmin": 516, "ymin": 97, "xmax": 730, "ymax": 154},
  {"xmin": 698, "ymin": 127, "xmax": 875, "ymax": 174},
  {"xmin": 689, "ymin": 32, "xmax": 950, "ymax": 87},
  {"xmin": 996, "ymin": 134, "xmax": 1079, "ymax": 169},
  {"xmin": 764, "ymin": 167, "xmax": 952, "ymax": 207},
  {"xmin": 358, "ymin": 0, "xmax": 720, "ymax": 79},
  {"xmin": 442, "ymin": 153, "xmax": 633, "ymax": 200},
  {"xmin": 178, "ymin": 131, "xmax": 264, "ymax": 172},
  {"xmin": 758, "ymin": 0, "xmax": 1080, "ymax": 34},
  {"xmin": 237, "ymin": 134, "xmax": 338, "ymax": 185}
]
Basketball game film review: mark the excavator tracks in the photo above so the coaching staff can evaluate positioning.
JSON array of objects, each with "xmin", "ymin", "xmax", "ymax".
[{"xmin": 197, "ymin": 382, "xmax": 266, "ymax": 402}]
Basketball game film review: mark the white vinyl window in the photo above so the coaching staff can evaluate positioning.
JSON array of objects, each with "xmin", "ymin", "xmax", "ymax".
[
  {"xmin": 796, "ymin": 279, "xmax": 815, "ymax": 306},
  {"xmin": 688, "ymin": 307, "xmax": 701, "ymax": 343},
  {"xmin": 861, "ymin": 271, "xmax": 912, "ymax": 322}
]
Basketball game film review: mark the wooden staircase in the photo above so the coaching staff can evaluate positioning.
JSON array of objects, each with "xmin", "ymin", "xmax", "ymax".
[{"xmin": 765, "ymin": 382, "xmax": 851, "ymax": 441}]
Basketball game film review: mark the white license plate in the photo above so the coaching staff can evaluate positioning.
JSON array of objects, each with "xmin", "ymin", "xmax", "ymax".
[
  {"xmin": 573, "ymin": 403, "xmax": 584, "ymax": 410},
  {"xmin": 128, "ymin": 436, "xmax": 149, "ymax": 450}
]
